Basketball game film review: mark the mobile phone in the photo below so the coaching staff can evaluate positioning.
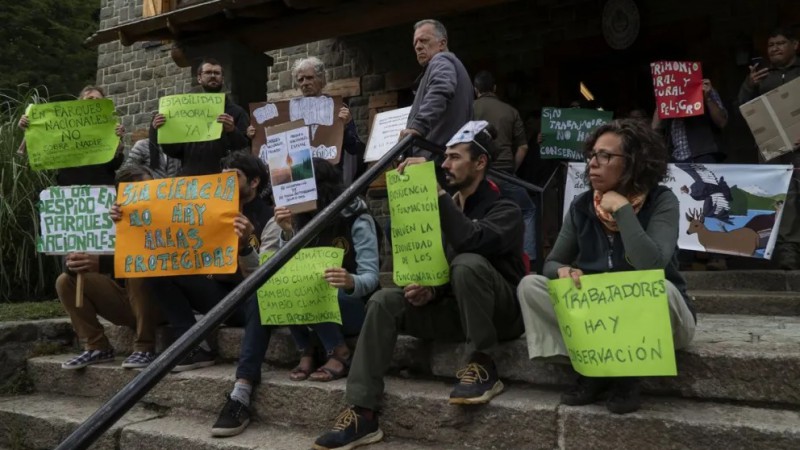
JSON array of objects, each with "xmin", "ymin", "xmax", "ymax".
[{"xmin": 751, "ymin": 57, "xmax": 765, "ymax": 70}]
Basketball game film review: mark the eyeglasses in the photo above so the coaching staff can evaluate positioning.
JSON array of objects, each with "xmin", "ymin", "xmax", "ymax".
[
  {"xmin": 585, "ymin": 150, "xmax": 628, "ymax": 165},
  {"xmin": 201, "ymin": 71, "xmax": 222, "ymax": 77}
]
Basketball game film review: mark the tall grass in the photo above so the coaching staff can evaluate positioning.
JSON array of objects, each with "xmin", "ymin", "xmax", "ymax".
[{"xmin": 0, "ymin": 86, "xmax": 60, "ymax": 302}]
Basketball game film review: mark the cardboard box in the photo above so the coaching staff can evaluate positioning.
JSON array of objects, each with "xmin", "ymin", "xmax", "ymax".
[{"xmin": 740, "ymin": 75, "xmax": 800, "ymax": 161}]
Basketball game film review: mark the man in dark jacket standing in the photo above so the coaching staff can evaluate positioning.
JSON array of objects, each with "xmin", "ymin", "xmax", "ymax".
[
  {"xmin": 313, "ymin": 121, "xmax": 525, "ymax": 450},
  {"xmin": 151, "ymin": 58, "xmax": 250, "ymax": 175},
  {"xmin": 738, "ymin": 27, "xmax": 800, "ymax": 269},
  {"xmin": 400, "ymin": 19, "xmax": 473, "ymax": 183}
]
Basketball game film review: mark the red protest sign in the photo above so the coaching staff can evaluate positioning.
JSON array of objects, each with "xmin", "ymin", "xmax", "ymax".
[{"xmin": 651, "ymin": 61, "xmax": 705, "ymax": 119}]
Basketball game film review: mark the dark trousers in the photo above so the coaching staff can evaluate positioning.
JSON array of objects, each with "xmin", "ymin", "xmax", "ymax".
[
  {"xmin": 147, "ymin": 275, "xmax": 248, "ymax": 341},
  {"xmin": 345, "ymin": 253, "xmax": 524, "ymax": 410},
  {"xmin": 289, "ymin": 290, "xmax": 366, "ymax": 354},
  {"xmin": 235, "ymin": 294, "xmax": 274, "ymax": 384}
]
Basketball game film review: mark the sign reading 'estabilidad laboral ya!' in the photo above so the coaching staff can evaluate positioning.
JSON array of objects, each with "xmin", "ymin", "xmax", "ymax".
[{"xmin": 157, "ymin": 93, "xmax": 225, "ymax": 144}]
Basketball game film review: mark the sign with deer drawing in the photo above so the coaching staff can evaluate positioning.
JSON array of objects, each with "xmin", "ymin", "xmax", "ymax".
[{"xmin": 564, "ymin": 163, "xmax": 792, "ymax": 259}]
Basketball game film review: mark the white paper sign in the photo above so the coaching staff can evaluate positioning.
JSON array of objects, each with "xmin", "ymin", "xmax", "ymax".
[
  {"xmin": 267, "ymin": 125, "xmax": 318, "ymax": 209},
  {"xmin": 563, "ymin": 163, "xmax": 792, "ymax": 259},
  {"xmin": 365, "ymin": 107, "xmax": 412, "ymax": 162},
  {"xmin": 37, "ymin": 185, "xmax": 117, "ymax": 254}
]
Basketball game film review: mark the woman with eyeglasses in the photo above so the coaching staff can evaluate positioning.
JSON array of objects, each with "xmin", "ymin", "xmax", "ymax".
[{"xmin": 516, "ymin": 119, "xmax": 696, "ymax": 414}]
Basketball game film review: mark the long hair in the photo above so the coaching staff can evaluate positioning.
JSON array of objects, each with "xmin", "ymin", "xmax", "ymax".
[{"xmin": 582, "ymin": 119, "xmax": 668, "ymax": 195}]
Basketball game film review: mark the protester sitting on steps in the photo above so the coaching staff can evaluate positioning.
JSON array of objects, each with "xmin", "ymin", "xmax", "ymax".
[
  {"xmin": 313, "ymin": 120, "xmax": 525, "ymax": 450},
  {"xmin": 146, "ymin": 152, "xmax": 272, "ymax": 372},
  {"xmin": 57, "ymin": 165, "xmax": 163, "ymax": 370},
  {"xmin": 516, "ymin": 119, "xmax": 697, "ymax": 414},
  {"xmin": 18, "ymin": 85, "xmax": 126, "ymax": 186},
  {"xmin": 210, "ymin": 158, "xmax": 379, "ymax": 437}
]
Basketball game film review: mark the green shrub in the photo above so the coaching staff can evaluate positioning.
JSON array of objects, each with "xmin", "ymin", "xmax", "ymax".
[{"xmin": 0, "ymin": 86, "xmax": 60, "ymax": 302}]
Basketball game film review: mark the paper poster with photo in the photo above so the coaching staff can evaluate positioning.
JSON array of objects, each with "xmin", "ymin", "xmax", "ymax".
[
  {"xmin": 365, "ymin": 106, "xmax": 412, "ymax": 162},
  {"xmin": 266, "ymin": 120, "xmax": 318, "ymax": 213},
  {"xmin": 250, "ymin": 96, "xmax": 344, "ymax": 164},
  {"xmin": 650, "ymin": 61, "xmax": 704, "ymax": 119},
  {"xmin": 563, "ymin": 162, "xmax": 792, "ymax": 259}
]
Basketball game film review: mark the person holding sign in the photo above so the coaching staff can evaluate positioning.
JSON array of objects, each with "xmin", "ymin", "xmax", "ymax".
[
  {"xmin": 18, "ymin": 85, "xmax": 125, "ymax": 186},
  {"xmin": 314, "ymin": 121, "xmax": 525, "ymax": 450},
  {"xmin": 516, "ymin": 119, "xmax": 697, "ymax": 414},
  {"xmin": 151, "ymin": 58, "xmax": 250, "ymax": 176},
  {"xmin": 57, "ymin": 165, "xmax": 163, "ymax": 370},
  {"xmin": 209, "ymin": 157, "xmax": 379, "ymax": 437}
]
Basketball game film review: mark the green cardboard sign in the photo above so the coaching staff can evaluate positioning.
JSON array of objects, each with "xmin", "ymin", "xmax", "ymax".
[
  {"xmin": 257, "ymin": 247, "xmax": 344, "ymax": 325},
  {"xmin": 157, "ymin": 93, "xmax": 225, "ymax": 144},
  {"xmin": 540, "ymin": 107, "xmax": 613, "ymax": 160},
  {"xmin": 386, "ymin": 161, "xmax": 450, "ymax": 286},
  {"xmin": 547, "ymin": 270, "xmax": 677, "ymax": 377},
  {"xmin": 24, "ymin": 99, "xmax": 118, "ymax": 170}
]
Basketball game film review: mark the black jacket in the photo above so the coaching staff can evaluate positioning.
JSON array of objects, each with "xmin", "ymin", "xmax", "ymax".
[{"xmin": 158, "ymin": 96, "xmax": 250, "ymax": 176}]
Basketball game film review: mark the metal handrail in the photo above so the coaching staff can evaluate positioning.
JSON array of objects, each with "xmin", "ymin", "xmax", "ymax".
[{"xmin": 56, "ymin": 135, "xmax": 415, "ymax": 450}]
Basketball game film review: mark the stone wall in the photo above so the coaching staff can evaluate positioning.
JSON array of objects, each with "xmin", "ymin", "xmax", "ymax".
[{"xmin": 0, "ymin": 319, "xmax": 74, "ymax": 393}]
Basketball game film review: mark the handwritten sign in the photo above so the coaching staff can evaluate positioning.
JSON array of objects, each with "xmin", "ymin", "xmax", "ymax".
[
  {"xmin": 24, "ymin": 99, "xmax": 118, "ymax": 170},
  {"xmin": 257, "ymin": 248, "xmax": 343, "ymax": 325},
  {"xmin": 365, "ymin": 107, "xmax": 412, "ymax": 162},
  {"xmin": 651, "ymin": 61, "xmax": 705, "ymax": 119},
  {"xmin": 36, "ymin": 185, "xmax": 116, "ymax": 254},
  {"xmin": 266, "ymin": 120, "xmax": 318, "ymax": 213},
  {"xmin": 157, "ymin": 93, "xmax": 225, "ymax": 144},
  {"xmin": 386, "ymin": 162, "xmax": 449, "ymax": 286},
  {"xmin": 250, "ymin": 96, "xmax": 344, "ymax": 164},
  {"xmin": 114, "ymin": 173, "xmax": 239, "ymax": 278},
  {"xmin": 540, "ymin": 107, "xmax": 613, "ymax": 160},
  {"xmin": 548, "ymin": 270, "xmax": 677, "ymax": 377}
]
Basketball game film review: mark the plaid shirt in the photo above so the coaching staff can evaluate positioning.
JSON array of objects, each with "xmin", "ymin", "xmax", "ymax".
[{"xmin": 670, "ymin": 88, "xmax": 725, "ymax": 162}]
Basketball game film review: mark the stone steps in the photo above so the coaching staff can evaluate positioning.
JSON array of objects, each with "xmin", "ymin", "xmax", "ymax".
[
  {"xmin": 95, "ymin": 313, "xmax": 800, "ymax": 406},
  {"xmin": 689, "ymin": 290, "xmax": 800, "ymax": 316},
  {"xmin": 680, "ymin": 270, "xmax": 800, "ymax": 292},
  {"xmin": 13, "ymin": 365, "xmax": 800, "ymax": 450},
  {"xmin": 0, "ymin": 394, "xmax": 431, "ymax": 450}
]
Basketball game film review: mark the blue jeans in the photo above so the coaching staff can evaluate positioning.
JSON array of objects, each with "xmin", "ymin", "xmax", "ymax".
[
  {"xmin": 491, "ymin": 177, "xmax": 537, "ymax": 261},
  {"xmin": 289, "ymin": 290, "xmax": 367, "ymax": 354},
  {"xmin": 235, "ymin": 294, "xmax": 273, "ymax": 384}
]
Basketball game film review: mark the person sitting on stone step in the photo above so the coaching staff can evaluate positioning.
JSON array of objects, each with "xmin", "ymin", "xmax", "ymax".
[
  {"xmin": 516, "ymin": 119, "xmax": 697, "ymax": 414},
  {"xmin": 209, "ymin": 157, "xmax": 380, "ymax": 437},
  {"xmin": 146, "ymin": 152, "xmax": 272, "ymax": 373},
  {"xmin": 58, "ymin": 165, "xmax": 163, "ymax": 370},
  {"xmin": 312, "ymin": 120, "xmax": 526, "ymax": 450}
]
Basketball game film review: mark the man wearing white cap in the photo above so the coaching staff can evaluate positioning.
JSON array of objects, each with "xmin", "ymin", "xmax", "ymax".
[{"xmin": 313, "ymin": 121, "xmax": 525, "ymax": 450}]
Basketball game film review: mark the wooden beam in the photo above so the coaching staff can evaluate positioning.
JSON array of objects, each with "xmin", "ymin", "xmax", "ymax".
[
  {"xmin": 238, "ymin": 0, "xmax": 515, "ymax": 52},
  {"xmin": 267, "ymin": 77, "xmax": 361, "ymax": 101}
]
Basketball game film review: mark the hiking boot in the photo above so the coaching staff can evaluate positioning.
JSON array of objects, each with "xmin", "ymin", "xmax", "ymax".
[
  {"xmin": 121, "ymin": 351, "xmax": 156, "ymax": 369},
  {"xmin": 560, "ymin": 375, "xmax": 610, "ymax": 406},
  {"xmin": 211, "ymin": 394, "xmax": 251, "ymax": 437},
  {"xmin": 61, "ymin": 349, "xmax": 115, "ymax": 370},
  {"xmin": 606, "ymin": 377, "xmax": 641, "ymax": 414},
  {"xmin": 448, "ymin": 355, "xmax": 504, "ymax": 405},
  {"xmin": 172, "ymin": 347, "xmax": 215, "ymax": 372},
  {"xmin": 313, "ymin": 407, "xmax": 383, "ymax": 450}
]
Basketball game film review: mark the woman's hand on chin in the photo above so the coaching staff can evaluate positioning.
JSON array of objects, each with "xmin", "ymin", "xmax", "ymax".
[{"xmin": 600, "ymin": 191, "xmax": 629, "ymax": 214}]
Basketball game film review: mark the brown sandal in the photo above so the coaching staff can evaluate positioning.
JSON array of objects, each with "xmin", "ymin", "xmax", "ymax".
[
  {"xmin": 289, "ymin": 354, "xmax": 316, "ymax": 381},
  {"xmin": 308, "ymin": 354, "xmax": 351, "ymax": 382}
]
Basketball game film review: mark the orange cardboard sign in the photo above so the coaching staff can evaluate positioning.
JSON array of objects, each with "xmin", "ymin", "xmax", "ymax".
[{"xmin": 114, "ymin": 172, "xmax": 240, "ymax": 278}]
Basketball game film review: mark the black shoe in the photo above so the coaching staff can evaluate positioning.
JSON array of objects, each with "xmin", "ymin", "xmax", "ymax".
[
  {"xmin": 560, "ymin": 375, "xmax": 611, "ymax": 406},
  {"xmin": 313, "ymin": 407, "xmax": 383, "ymax": 450},
  {"xmin": 448, "ymin": 356, "xmax": 504, "ymax": 405},
  {"xmin": 172, "ymin": 347, "xmax": 215, "ymax": 372},
  {"xmin": 211, "ymin": 394, "xmax": 251, "ymax": 437},
  {"xmin": 606, "ymin": 377, "xmax": 641, "ymax": 414}
]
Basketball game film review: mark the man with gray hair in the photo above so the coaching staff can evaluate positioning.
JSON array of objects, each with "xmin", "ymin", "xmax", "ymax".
[
  {"xmin": 400, "ymin": 19, "xmax": 473, "ymax": 183},
  {"xmin": 292, "ymin": 56, "xmax": 367, "ymax": 184}
]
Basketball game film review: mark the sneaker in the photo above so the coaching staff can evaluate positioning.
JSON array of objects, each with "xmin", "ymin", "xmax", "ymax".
[
  {"xmin": 448, "ymin": 358, "xmax": 504, "ymax": 405},
  {"xmin": 313, "ymin": 407, "xmax": 384, "ymax": 450},
  {"xmin": 211, "ymin": 394, "xmax": 251, "ymax": 437},
  {"xmin": 61, "ymin": 349, "xmax": 115, "ymax": 370},
  {"xmin": 121, "ymin": 351, "xmax": 156, "ymax": 369},
  {"xmin": 172, "ymin": 347, "xmax": 215, "ymax": 372},
  {"xmin": 606, "ymin": 377, "xmax": 641, "ymax": 414},
  {"xmin": 560, "ymin": 375, "xmax": 611, "ymax": 406}
]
